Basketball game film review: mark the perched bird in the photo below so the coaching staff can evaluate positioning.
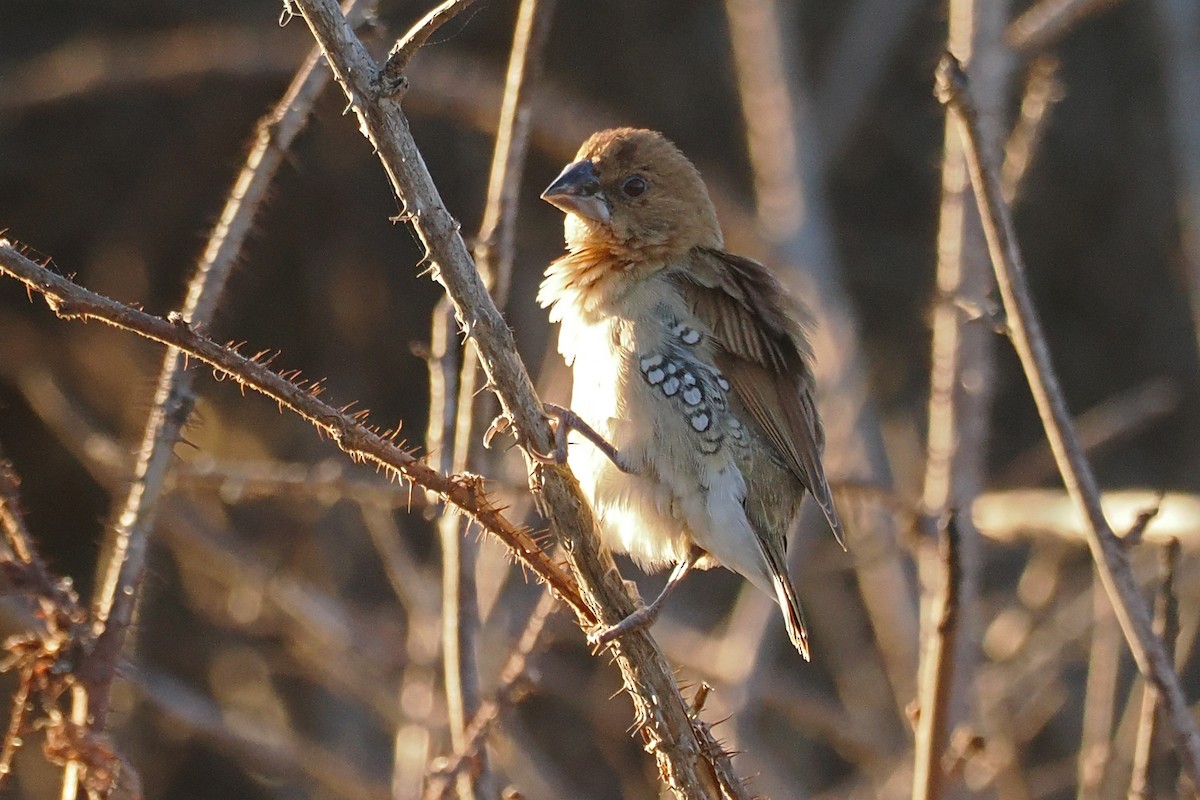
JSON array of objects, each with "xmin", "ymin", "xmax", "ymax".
[{"xmin": 535, "ymin": 128, "xmax": 841, "ymax": 660}]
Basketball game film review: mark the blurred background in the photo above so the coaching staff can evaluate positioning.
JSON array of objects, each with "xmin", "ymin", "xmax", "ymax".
[{"xmin": 2, "ymin": 0, "xmax": 1200, "ymax": 798}]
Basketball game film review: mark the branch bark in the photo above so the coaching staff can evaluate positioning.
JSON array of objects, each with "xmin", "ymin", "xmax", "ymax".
[
  {"xmin": 1129, "ymin": 538, "xmax": 1182, "ymax": 800},
  {"xmin": 936, "ymin": 52, "xmax": 1200, "ymax": 784}
]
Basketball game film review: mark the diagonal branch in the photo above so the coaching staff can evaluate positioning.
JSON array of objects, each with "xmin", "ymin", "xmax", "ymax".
[
  {"xmin": 81, "ymin": 0, "xmax": 378, "ymax": 745},
  {"xmin": 286, "ymin": 0, "xmax": 738, "ymax": 795},
  {"xmin": 936, "ymin": 52, "xmax": 1200, "ymax": 784},
  {"xmin": 431, "ymin": 2, "xmax": 556, "ymax": 797},
  {"xmin": 0, "ymin": 242, "xmax": 590, "ymax": 624},
  {"xmin": 380, "ymin": 0, "xmax": 480, "ymax": 92}
]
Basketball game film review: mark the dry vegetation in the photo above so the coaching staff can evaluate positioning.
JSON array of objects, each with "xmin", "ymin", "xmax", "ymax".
[{"xmin": 1, "ymin": 0, "xmax": 1199, "ymax": 798}]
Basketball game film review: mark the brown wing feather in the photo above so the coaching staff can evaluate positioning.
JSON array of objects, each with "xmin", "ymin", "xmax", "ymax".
[{"xmin": 671, "ymin": 247, "xmax": 843, "ymax": 544}]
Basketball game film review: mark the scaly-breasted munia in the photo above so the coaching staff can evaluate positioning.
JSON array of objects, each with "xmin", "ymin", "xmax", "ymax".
[{"xmin": 534, "ymin": 128, "xmax": 841, "ymax": 660}]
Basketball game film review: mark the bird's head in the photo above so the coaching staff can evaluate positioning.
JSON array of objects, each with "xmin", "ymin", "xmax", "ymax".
[{"xmin": 542, "ymin": 128, "xmax": 722, "ymax": 260}]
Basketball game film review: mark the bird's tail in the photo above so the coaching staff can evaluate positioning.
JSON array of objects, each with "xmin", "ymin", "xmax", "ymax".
[{"xmin": 763, "ymin": 548, "xmax": 810, "ymax": 661}]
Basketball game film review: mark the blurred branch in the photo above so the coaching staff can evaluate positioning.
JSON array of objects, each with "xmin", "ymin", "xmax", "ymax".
[
  {"xmin": 1001, "ymin": 54, "xmax": 1063, "ymax": 204},
  {"xmin": 973, "ymin": 490, "xmax": 1200, "ymax": 549},
  {"xmin": 1150, "ymin": 0, "xmax": 1200, "ymax": 364},
  {"xmin": 1006, "ymin": 0, "xmax": 1125, "ymax": 55},
  {"xmin": 1077, "ymin": 574, "xmax": 1120, "ymax": 800},
  {"xmin": 432, "ymin": 2, "xmax": 555, "ymax": 796},
  {"xmin": 176, "ymin": 457, "xmax": 426, "ymax": 509},
  {"xmin": 135, "ymin": 667, "xmax": 390, "ymax": 800},
  {"xmin": 912, "ymin": 511, "xmax": 964, "ymax": 800},
  {"xmin": 723, "ymin": 0, "xmax": 919, "ymax": 743},
  {"xmin": 937, "ymin": 52, "xmax": 1200, "ymax": 783},
  {"xmin": 920, "ymin": 3, "xmax": 1013, "ymax": 784},
  {"xmin": 0, "ymin": 242, "xmax": 590, "ymax": 623},
  {"xmin": 998, "ymin": 378, "xmax": 1181, "ymax": 487},
  {"xmin": 1129, "ymin": 538, "xmax": 1182, "ymax": 800},
  {"xmin": 159, "ymin": 498, "xmax": 407, "ymax": 727},
  {"xmin": 227, "ymin": 0, "xmax": 743, "ymax": 793},
  {"xmin": 811, "ymin": 0, "xmax": 923, "ymax": 170},
  {"xmin": 424, "ymin": 591, "xmax": 557, "ymax": 800},
  {"xmin": 80, "ymin": 0, "xmax": 378, "ymax": 759}
]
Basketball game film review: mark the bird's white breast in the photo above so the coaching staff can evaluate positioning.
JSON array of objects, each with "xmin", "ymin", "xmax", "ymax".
[{"xmin": 554, "ymin": 275, "xmax": 770, "ymax": 587}]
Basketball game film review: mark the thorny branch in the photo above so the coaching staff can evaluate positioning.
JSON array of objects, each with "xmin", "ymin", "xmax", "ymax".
[
  {"xmin": 78, "ymin": 0, "xmax": 378, "ymax": 765},
  {"xmin": 937, "ymin": 52, "xmax": 1200, "ymax": 784},
  {"xmin": 286, "ymin": 0, "xmax": 741, "ymax": 795},
  {"xmin": 0, "ymin": 242, "xmax": 590, "ymax": 624},
  {"xmin": 0, "ymin": 451, "xmax": 131, "ymax": 799},
  {"xmin": 430, "ymin": 1, "xmax": 556, "ymax": 796},
  {"xmin": 379, "ymin": 0, "xmax": 479, "ymax": 94}
]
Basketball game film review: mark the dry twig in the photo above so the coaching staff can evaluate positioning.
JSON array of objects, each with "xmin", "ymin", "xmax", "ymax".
[
  {"xmin": 937, "ymin": 51, "xmax": 1200, "ymax": 783},
  {"xmin": 1129, "ymin": 538, "xmax": 1182, "ymax": 800},
  {"xmin": 78, "ymin": 0, "xmax": 379, "ymax": 765},
  {"xmin": 912, "ymin": 511, "xmax": 964, "ymax": 800},
  {"xmin": 423, "ymin": 591, "xmax": 558, "ymax": 800},
  {"xmin": 430, "ymin": 2, "xmax": 555, "ymax": 795}
]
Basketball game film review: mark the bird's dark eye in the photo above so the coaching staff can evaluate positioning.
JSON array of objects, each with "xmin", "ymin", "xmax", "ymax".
[{"xmin": 621, "ymin": 175, "xmax": 648, "ymax": 197}]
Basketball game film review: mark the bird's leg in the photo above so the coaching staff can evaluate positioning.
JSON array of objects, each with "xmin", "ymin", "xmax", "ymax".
[
  {"xmin": 484, "ymin": 403, "xmax": 637, "ymax": 474},
  {"xmin": 540, "ymin": 403, "xmax": 638, "ymax": 473},
  {"xmin": 588, "ymin": 552, "xmax": 699, "ymax": 646}
]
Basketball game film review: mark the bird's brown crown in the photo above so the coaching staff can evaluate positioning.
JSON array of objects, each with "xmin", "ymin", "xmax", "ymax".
[{"xmin": 550, "ymin": 128, "xmax": 723, "ymax": 261}]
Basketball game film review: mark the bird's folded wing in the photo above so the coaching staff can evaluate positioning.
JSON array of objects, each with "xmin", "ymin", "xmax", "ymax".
[{"xmin": 671, "ymin": 247, "xmax": 843, "ymax": 543}]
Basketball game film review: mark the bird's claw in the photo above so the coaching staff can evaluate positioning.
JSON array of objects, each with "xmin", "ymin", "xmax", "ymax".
[
  {"xmin": 588, "ymin": 603, "xmax": 662, "ymax": 647},
  {"xmin": 482, "ymin": 413, "xmax": 513, "ymax": 450},
  {"xmin": 482, "ymin": 409, "xmax": 568, "ymax": 464},
  {"xmin": 543, "ymin": 403, "xmax": 636, "ymax": 474}
]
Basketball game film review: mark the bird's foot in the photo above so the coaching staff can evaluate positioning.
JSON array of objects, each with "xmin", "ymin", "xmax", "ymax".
[
  {"xmin": 482, "ymin": 408, "xmax": 566, "ymax": 464},
  {"xmin": 484, "ymin": 404, "xmax": 637, "ymax": 474},
  {"xmin": 542, "ymin": 403, "xmax": 637, "ymax": 473},
  {"xmin": 587, "ymin": 556, "xmax": 696, "ymax": 646},
  {"xmin": 589, "ymin": 602, "xmax": 665, "ymax": 646}
]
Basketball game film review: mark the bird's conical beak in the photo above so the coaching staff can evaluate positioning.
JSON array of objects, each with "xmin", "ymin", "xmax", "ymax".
[{"xmin": 541, "ymin": 159, "xmax": 611, "ymax": 224}]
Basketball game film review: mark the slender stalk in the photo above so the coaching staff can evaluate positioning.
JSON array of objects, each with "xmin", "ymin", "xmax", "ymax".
[
  {"xmin": 1129, "ymin": 539, "xmax": 1182, "ymax": 800},
  {"xmin": 433, "ymin": 2, "xmax": 555, "ymax": 796},
  {"xmin": 918, "ymin": 6, "xmax": 1013, "ymax": 793},
  {"xmin": 80, "ymin": 0, "xmax": 376, "ymax": 743},
  {"xmin": 937, "ymin": 52, "xmax": 1200, "ymax": 784},
  {"xmin": 1076, "ymin": 574, "xmax": 1120, "ymax": 800},
  {"xmin": 913, "ymin": 512, "xmax": 964, "ymax": 800}
]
